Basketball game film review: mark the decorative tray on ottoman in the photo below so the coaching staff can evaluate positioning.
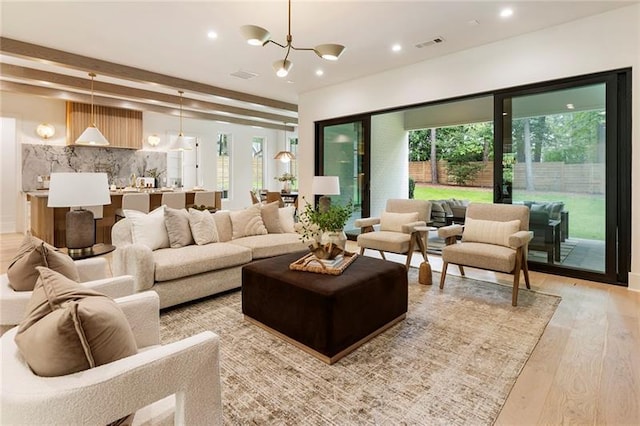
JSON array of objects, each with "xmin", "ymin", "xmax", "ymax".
[{"xmin": 289, "ymin": 252, "xmax": 358, "ymax": 275}]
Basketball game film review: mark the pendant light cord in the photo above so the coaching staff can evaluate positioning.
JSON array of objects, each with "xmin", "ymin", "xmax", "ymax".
[
  {"xmin": 178, "ymin": 90, "xmax": 184, "ymax": 136},
  {"xmin": 89, "ymin": 72, "xmax": 96, "ymax": 126}
]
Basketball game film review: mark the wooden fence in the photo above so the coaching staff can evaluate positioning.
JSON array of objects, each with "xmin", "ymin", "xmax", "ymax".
[{"xmin": 409, "ymin": 161, "xmax": 605, "ymax": 194}]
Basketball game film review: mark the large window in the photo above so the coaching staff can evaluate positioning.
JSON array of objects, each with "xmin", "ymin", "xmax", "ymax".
[
  {"xmin": 217, "ymin": 133, "xmax": 231, "ymax": 199},
  {"xmin": 252, "ymin": 136, "xmax": 264, "ymax": 190},
  {"xmin": 288, "ymin": 136, "xmax": 298, "ymax": 191}
]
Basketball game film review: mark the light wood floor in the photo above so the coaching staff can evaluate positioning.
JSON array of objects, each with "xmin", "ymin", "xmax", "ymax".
[{"xmin": 2, "ymin": 233, "xmax": 638, "ymax": 425}]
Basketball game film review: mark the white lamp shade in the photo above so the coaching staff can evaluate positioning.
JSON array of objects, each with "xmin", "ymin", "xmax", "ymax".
[
  {"xmin": 273, "ymin": 59, "xmax": 293, "ymax": 78},
  {"xmin": 314, "ymin": 44, "xmax": 346, "ymax": 61},
  {"xmin": 274, "ymin": 151, "xmax": 295, "ymax": 162},
  {"xmin": 312, "ymin": 176, "xmax": 340, "ymax": 195},
  {"xmin": 241, "ymin": 25, "xmax": 271, "ymax": 46},
  {"xmin": 47, "ymin": 173, "xmax": 111, "ymax": 207},
  {"xmin": 168, "ymin": 134, "xmax": 193, "ymax": 151},
  {"xmin": 75, "ymin": 126, "xmax": 109, "ymax": 146}
]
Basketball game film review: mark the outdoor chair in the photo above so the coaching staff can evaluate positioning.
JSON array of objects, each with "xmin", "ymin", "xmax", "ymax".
[{"xmin": 438, "ymin": 203, "xmax": 532, "ymax": 306}]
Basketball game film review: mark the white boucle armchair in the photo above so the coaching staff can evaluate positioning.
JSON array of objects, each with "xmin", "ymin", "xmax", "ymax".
[
  {"xmin": 1, "ymin": 257, "xmax": 134, "ymax": 330},
  {"xmin": 0, "ymin": 291, "xmax": 223, "ymax": 425}
]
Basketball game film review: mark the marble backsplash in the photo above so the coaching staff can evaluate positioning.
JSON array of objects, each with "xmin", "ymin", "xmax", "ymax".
[{"xmin": 22, "ymin": 144, "xmax": 167, "ymax": 191}]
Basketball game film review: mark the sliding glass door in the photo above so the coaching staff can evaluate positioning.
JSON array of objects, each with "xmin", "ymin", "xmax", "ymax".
[
  {"xmin": 495, "ymin": 70, "xmax": 631, "ymax": 283},
  {"xmin": 316, "ymin": 116, "xmax": 370, "ymax": 230}
]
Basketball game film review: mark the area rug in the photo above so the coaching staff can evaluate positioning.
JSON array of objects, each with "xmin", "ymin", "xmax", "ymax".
[{"xmin": 160, "ymin": 269, "xmax": 560, "ymax": 425}]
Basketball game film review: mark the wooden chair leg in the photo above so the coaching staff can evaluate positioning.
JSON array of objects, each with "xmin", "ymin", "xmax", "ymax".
[
  {"xmin": 522, "ymin": 251, "xmax": 531, "ymax": 289},
  {"xmin": 379, "ymin": 251, "xmax": 386, "ymax": 260},
  {"xmin": 360, "ymin": 247, "xmax": 365, "ymax": 255},
  {"xmin": 439, "ymin": 262, "xmax": 448, "ymax": 289},
  {"xmin": 458, "ymin": 265, "xmax": 465, "ymax": 276},
  {"xmin": 405, "ymin": 237, "xmax": 416, "ymax": 270},
  {"xmin": 512, "ymin": 251, "xmax": 523, "ymax": 307}
]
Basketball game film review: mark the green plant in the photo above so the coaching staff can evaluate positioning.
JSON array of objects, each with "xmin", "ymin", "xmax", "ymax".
[
  {"xmin": 298, "ymin": 198, "xmax": 354, "ymax": 241},
  {"xmin": 275, "ymin": 173, "xmax": 296, "ymax": 183},
  {"xmin": 409, "ymin": 177, "xmax": 416, "ymax": 199},
  {"xmin": 446, "ymin": 162, "xmax": 484, "ymax": 186}
]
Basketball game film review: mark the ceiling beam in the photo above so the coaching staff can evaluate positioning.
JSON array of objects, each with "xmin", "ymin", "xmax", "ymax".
[
  {"xmin": 0, "ymin": 63, "xmax": 297, "ymax": 125},
  {"xmin": 0, "ymin": 80, "xmax": 294, "ymax": 132},
  {"xmin": 0, "ymin": 37, "xmax": 298, "ymax": 112}
]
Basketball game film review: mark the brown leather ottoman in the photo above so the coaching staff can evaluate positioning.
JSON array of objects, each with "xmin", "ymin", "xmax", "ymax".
[{"xmin": 242, "ymin": 251, "xmax": 408, "ymax": 364}]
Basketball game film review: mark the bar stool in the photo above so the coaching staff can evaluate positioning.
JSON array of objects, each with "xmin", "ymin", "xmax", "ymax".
[
  {"xmin": 266, "ymin": 192, "xmax": 285, "ymax": 208},
  {"xmin": 194, "ymin": 191, "xmax": 216, "ymax": 208},
  {"xmin": 115, "ymin": 193, "xmax": 150, "ymax": 221},
  {"xmin": 161, "ymin": 192, "xmax": 186, "ymax": 209}
]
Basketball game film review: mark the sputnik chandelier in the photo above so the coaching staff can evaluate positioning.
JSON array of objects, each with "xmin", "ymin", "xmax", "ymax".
[{"xmin": 241, "ymin": 0, "xmax": 346, "ymax": 77}]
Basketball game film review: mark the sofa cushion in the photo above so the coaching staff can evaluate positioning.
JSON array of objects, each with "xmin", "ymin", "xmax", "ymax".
[
  {"xmin": 231, "ymin": 234, "xmax": 307, "ymax": 259},
  {"xmin": 164, "ymin": 207, "xmax": 194, "ymax": 248},
  {"xmin": 188, "ymin": 208, "xmax": 219, "ymax": 245},
  {"xmin": 153, "ymin": 243, "xmax": 252, "ymax": 282},
  {"xmin": 443, "ymin": 242, "xmax": 517, "ymax": 273},
  {"xmin": 15, "ymin": 267, "xmax": 137, "ymax": 377},
  {"xmin": 213, "ymin": 210, "xmax": 233, "ymax": 242},
  {"xmin": 462, "ymin": 218, "xmax": 520, "ymax": 247},
  {"xmin": 279, "ymin": 206, "xmax": 296, "ymax": 233},
  {"xmin": 380, "ymin": 211, "xmax": 419, "ymax": 233},
  {"xmin": 357, "ymin": 231, "xmax": 411, "ymax": 254},
  {"xmin": 230, "ymin": 204, "xmax": 267, "ymax": 239},
  {"xmin": 261, "ymin": 201, "xmax": 283, "ymax": 234},
  {"xmin": 7, "ymin": 234, "xmax": 79, "ymax": 291},
  {"xmin": 125, "ymin": 206, "xmax": 170, "ymax": 250}
]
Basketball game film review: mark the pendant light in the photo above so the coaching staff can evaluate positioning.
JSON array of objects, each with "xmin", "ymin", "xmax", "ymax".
[
  {"xmin": 274, "ymin": 123, "xmax": 295, "ymax": 162},
  {"xmin": 168, "ymin": 90, "xmax": 193, "ymax": 151},
  {"xmin": 75, "ymin": 73, "xmax": 109, "ymax": 146}
]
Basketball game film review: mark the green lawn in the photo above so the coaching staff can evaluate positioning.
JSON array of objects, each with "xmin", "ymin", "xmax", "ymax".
[{"xmin": 414, "ymin": 184, "xmax": 605, "ymax": 240}]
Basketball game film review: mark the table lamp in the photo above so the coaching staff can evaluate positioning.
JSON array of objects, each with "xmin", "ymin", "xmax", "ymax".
[
  {"xmin": 47, "ymin": 173, "xmax": 111, "ymax": 256},
  {"xmin": 312, "ymin": 176, "xmax": 340, "ymax": 213}
]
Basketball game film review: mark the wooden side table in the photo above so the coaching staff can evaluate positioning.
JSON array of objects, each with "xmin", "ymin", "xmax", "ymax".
[{"xmin": 412, "ymin": 226, "xmax": 437, "ymax": 285}]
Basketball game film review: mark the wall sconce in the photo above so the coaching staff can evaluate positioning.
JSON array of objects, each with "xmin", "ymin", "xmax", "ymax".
[
  {"xmin": 36, "ymin": 123, "xmax": 55, "ymax": 139},
  {"xmin": 147, "ymin": 134, "xmax": 161, "ymax": 146}
]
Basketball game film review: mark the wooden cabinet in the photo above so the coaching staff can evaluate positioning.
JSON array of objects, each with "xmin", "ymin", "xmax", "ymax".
[{"xmin": 66, "ymin": 102, "xmax": 143, "ymax": 149}]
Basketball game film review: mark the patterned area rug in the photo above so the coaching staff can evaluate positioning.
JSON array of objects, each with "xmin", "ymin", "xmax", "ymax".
[{"xmin": 160, "ymin": 269, "xmax": 560, "ymax": 425}]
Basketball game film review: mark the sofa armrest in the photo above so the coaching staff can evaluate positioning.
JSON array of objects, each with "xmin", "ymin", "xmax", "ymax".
[
  {"xmin": 508, "ymin": 230, "xmax": 533, "ymax": 249},
  {"xmin": 75, "ymin": 257, "xmax": 110, "ymax": 282},
  {"xmin": 112, "ymin": 244, "xmax": 155, "ymax": 293},
  {"xmin": 438, "ymin": 224, "xmax": 464, "ymax": 239},
  {"xmin": 354, "ymin": 217, "xmax": 380, "ymax": 229}
]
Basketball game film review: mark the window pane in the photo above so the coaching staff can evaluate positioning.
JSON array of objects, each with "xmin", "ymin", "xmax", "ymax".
[
  {"xmin": 252, "ymin": 136, "xmax": 264, "ymax": 190},
  {"xmin": 217, "ymin": 133, "xmax": 231, "ymax": 199}
]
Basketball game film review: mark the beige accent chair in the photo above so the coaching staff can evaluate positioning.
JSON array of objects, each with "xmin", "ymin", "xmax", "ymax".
[
  {"xmin": 356, "ymin": 199, "xmax": 432, "ymax": 269},
  {"xmin": 162, "ymin": 191, "xmax": 186, "ymax": 209},
  {"xmin": 115, "ymin": 192, "xmax": 150, "ymax": 221},
  {"xmin": 0, "ymin": 257, "xmax": 133, "ymax": 331},
  {"xmin": 0, "ymin": 291, "xmax": 223, "ymax": 425},
  {"xmin": 438, "ymin": 203, "xmax": 532, "ymax": 306}
]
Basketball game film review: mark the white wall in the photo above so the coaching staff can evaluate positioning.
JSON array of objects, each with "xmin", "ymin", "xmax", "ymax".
[
  {"xmin": 297, "ymin": 5, "xmax": 640, "ymax": 288},
  {"xmin": 0, "ymin": 117, "xmax": 18, "ymax": 233}
]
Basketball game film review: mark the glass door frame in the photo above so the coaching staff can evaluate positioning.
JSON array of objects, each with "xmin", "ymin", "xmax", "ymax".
[
  {"xmin": 494, "ymin": 69, "xmax": 631, "ymax": 284},
  {"xmin": 315, "ymin": 114, "xmax": 371, "ymax": 220}
]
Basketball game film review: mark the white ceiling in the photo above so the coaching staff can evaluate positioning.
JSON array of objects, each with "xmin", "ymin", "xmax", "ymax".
[{"xmin": 0, "ymin": 1, "xmax": 635, "ymax": 118}]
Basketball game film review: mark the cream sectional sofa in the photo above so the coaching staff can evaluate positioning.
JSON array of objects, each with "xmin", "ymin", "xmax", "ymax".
[{"xmin": 111, "ymin": 207, "xmax": 306, "ymax": 309}]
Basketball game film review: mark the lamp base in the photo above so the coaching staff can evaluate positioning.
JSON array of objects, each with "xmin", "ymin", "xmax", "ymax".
[{"xmin": 66, "ymin": 209, "xmax": 95, "ymax": 252}]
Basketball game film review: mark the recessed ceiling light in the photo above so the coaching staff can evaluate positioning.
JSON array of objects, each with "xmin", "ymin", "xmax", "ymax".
[
  {"xmin": 500, "ymin": 8, "xmax": 513, "ymax": 18},
  {"xmin": 566, "ymin": 103, "xmax": 575, "ymax": 110},
  {"xmin": 316, "ymin": 69, "xmax": 324, "ymax": 76},
  {"xmin": 207, "ymin": 31, "xmax": 218, "ymax": 39},
  {"xmin": 392, "ymin": 44, "xmax": 402, "ymax": 52}
]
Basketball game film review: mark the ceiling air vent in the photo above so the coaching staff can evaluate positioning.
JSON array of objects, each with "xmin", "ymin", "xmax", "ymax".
[
  {"xmin": 230, "ymin": 70, "xmax": 258, "ymax": 80},
  {"xmin": 415, "ymin": 37, "xmax": 445, "ymax": 49}
]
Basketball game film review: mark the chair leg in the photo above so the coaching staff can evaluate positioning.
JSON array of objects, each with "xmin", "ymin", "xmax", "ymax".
[
  {"xmin": 512, "ymin": 251, "xmax": 523, "ymax": 307},
  {"xmin": 522, "ymin": 251, "xmax": 531, "ymax": 289},
  {"xmin": 439, "ymin": 262, "xmax": 448, "ymax": 289},
  {"xmin": 360, "ymin": 247, "xmax": 365, "ymax": 255},
  {"xmin": 458, "ymin": 265, "xmax": 465, "ymax": 276},
  {"xmin": 378, "ymin": 251, "xmax": 386, "ymax": 260}
]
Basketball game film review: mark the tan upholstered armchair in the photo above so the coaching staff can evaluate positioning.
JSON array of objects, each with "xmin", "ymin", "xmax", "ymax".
[
  {"xmin": 438, "ymin": 203, "xmax": 532, "ymax": 306},
  {"xmin": 355, "ymin": 199, "xmax": 432, "ymax": 269}
]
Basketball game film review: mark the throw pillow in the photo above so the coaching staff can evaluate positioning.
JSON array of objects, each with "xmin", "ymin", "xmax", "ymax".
[
  {"xmin": 462, "ymin": 218, "xmax": 521, "ymax": 247},
  {"xmin": 188, "ymin": 208, "xmax": 219, "ymax": 245},
  {"xmin": 380, "ymin": 211, "xmax": 419, "ymax": 232},
  {"xmin": 212, "ymin": 210, "xmax": 233, "ymax": 242},
  {"xmin": 438, "ymin": 200, "xmax": 454, "ymax": 216},
  {"xmin": 229, "ymin": 204, "xmax": 267, "ymax": 239},
  {"xmin": 125, "ymin": 206, "xmax": 170, "ymax": 250},
  {"xmin": 15, "ymin": 267, "xmax": 137, "ymax": 377},
  {"xmin": 261, "ymin": 201, "xmax": 283, "ymax": 234},
  {"xmin": 7, "ymin": 234, "xmax": 79, "ymax": 292},
  {"xmin": 164, "ymin": 207, "xmax": 194, "ymax": 248},
  {"xmin": 278, "ymin": 206, "xmax": 296, "ymax": 233}
]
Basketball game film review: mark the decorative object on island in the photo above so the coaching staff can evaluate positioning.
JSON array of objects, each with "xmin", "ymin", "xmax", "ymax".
[
  {"xmin": 168, "ymin": 91, "xmax": 193, "ymax": 151},
  {"xmin": 275, "ymin": 172, "xmax": 296, "ymax": 193},
  {"xmin": 312, "ymin": 175, "xmax": 340, "ymax": 213},
  {"xmin": 75, "ymin": 73, "xmax": 109, "ymax": 146},
  {"xmin": 241, "ymin": 0, "xmax": 345, "ymax": 77},
  {"xmin": 147, "ymin": 134, "xmax": 161, "ymax": 146},
  {"xmin": 36, "ymin": 123, "xmax": 55, "ymax": 140},
  {"xmin": 47, "ymin": 173, "xmax": 111, "ymax": 256},
  {"xmin": 298, "ymin": 196, "xmax": 354, "ymax": 260}
]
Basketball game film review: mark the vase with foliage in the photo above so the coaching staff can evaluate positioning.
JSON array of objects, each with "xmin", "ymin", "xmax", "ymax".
[
  {"xmin": 275, "ymin": 173, "xmax": 296, "ymax": 193},
  {"xmin": 298, "ymin": 198, "xmax": 354, "ymax": 259}
]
